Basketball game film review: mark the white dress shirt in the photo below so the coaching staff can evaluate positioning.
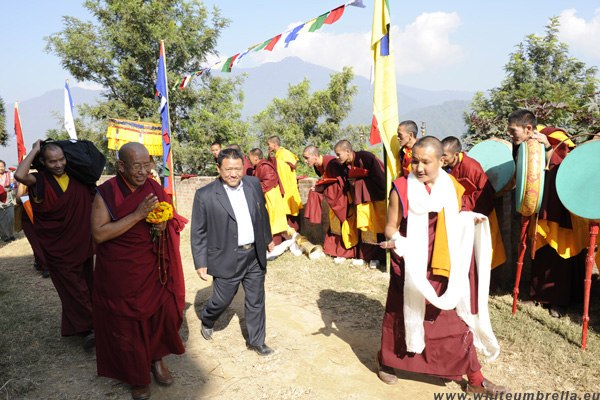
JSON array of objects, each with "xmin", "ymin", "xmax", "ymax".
[{"xmin": 223, "ymin": 181, "xmax": 255, "ymax": 246}]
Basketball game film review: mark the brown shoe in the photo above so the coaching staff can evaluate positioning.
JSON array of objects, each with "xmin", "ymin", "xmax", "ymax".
[
  {"xmin": 131, "ymin": 385, "xmax": 151, "ymax": 400},
  {"xmin": 467, "ymin": 379, "xmax": 509, "ymax": 395},
  {"xmin": 377, "ymin": 364, "xmax": 398, "ymax": 385},
  {"xmin": 151, "ymin": 359, "xmax": 174, "ymax": 386}
]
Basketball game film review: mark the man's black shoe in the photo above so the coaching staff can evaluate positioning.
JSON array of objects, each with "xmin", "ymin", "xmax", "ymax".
[
  {"xmin": 200, "ymin": 323, "xmax": 213, "ymax": 340},
  {"xmin": 247, "ymin": 344, "xmax": 274, "ymax": 356}
]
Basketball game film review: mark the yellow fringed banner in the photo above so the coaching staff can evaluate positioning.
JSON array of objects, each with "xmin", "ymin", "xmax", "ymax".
[{"xmin": 106, "ymin": 118, "xmax": 163, "ymax": 156}]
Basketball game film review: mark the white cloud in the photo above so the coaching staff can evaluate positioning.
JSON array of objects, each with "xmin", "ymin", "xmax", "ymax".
[
  {"xmin": 238, "ymin": 12, "xmax": 463, "ymax": 78},
  {"xmin": 558, "ymin": 8, "xmax": 600, "ymax": 59}
]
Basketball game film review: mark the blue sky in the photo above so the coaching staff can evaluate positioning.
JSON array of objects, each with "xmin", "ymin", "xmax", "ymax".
[{"xmin": 1, "ymin": 0, "xmax": 599, "ymax": 104}]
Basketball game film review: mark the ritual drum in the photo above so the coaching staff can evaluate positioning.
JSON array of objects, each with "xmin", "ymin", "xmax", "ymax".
[
  {"xmin": 467, "ymin": 138, "xmax": 515, "ymax": 193},
  {"xmin": 556, "ymin": 140, "xmax": 600, "ymax": 221},
  {"xmin": 515, "ymin": 139, "xmax": 545, "ymax": 216}
]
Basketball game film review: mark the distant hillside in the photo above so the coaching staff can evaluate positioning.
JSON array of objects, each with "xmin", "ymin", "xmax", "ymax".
[{"xmin": 1, "ymin": 58, "xmax": 475, "ymax": 164}]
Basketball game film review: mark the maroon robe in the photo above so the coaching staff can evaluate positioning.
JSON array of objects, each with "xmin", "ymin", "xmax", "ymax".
[
  {"xmin": 446, "ymin": 153, "xmax": 495, "ymax": 215},
  {"xmin": 94, "ymin": 175, "xmax": 186, "ymax": 386},
  {"xmin": 253, "ymin": 159, "xmax": 284, "ymax": 195},
  {"xmin": 243, "ymin": 156, "xmax": 254, "ymax": 176},
  {"xmin": 304, "ymin": 156, "xmax": 355, "ymax": 258},
  {"xmin": 379, "ymin": 177, "xmax": 481, "ymax": 380},
  {"xmin": 399, "ymin": 146, "xmax": 413, "ymax": 178},
  {"xmin": 29, "ymin": 171, "xmax": 94, "ymax": 336}
]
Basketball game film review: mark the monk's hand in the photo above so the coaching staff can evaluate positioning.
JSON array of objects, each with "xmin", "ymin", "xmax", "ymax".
[
  {"xmin": 532, "ymin": 131, "xmax": 551, "ymax": 149},
  {"xmin": 267, "ymin": 241, "xmax": 275, "ymax": 252},
  {"xmin": 135, "ymin": 194, "xmax": 158, "ymax": 220},
  {"xmin": 153, "ymin": 221, "xmax": 167, "ymax": 232},
  {"xmin": 473, "ymin": 213, "xmax": 487, "ymax": 224},
  {"xmin": 32, "ymin": 139, "xmax": 43, "ymax": 154},
  {"xmin": 196, "ymin": 267, "xmax": 209, "ymax": 281},
  {"xmin": 379, "ymin": 240, "xmax": 396, "ymax": 249}
]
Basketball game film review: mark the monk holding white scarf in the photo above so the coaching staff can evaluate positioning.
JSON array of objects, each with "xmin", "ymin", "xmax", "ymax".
[{"xmin": 377, "ymin": 136, "xmax": 507, "ymax": 396}]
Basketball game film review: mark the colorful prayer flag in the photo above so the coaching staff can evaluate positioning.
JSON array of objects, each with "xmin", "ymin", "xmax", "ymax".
[
  {"xmin": 14, "ymin": 102, "xmax": 26, "ymax": 163},
  {"xmin": 155, "ymin": 40, "xmax": 177, "ymax": 206},
  {"xmin": 309, "ymin": 13, "xmax": 329, "ymax": 32},
  {"xmin": 370, "ymin": 0, "xmax": 399, "ymax": 177},
  {"xmin": 284, "ymin": 23, "xmax": 305, "ymax": 47},
  {"xmin": 324, "ymin": 6, "xmax": 345, "ymax": 24},
  {"xmin": 106, "ymin": 119, "xmax": 163, "ymax": 156},
  {"xmin": 264, "ymin": 34, "xmax": 282, "ymax": 51},
  {"xmin": 64, "ymin": 80, "xmax": 77, "ymax": 140}
]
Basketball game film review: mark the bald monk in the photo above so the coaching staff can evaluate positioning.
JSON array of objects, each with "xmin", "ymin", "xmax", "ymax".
[
  {"xmin": 334, "ymin": 139, "xmax": 386, "ymax": 268},
  {"xmin": 302, "ymin": 145, "xmax": 358, "ymax": 261},
  {"xmin": 378, "ymin": 136, "xmax": 507, "ymax": 395},
  {"xmin": 14, "ymin": 139, "xmax": 95, "ymax": 347},
  {"xmin": 267, "ymin": 136, "xmax": 302, "ymax": 231},
  {"xmin": 91, "ymin": 142, "xmax": 187, "ymax": 400},
  {"xmin": 441, "ymin": 136, "xmax": 506, "ymax": 269},
  {"xmin": 397, "ymin": 120, "xmax": 418, "ymax": 177},
  {"xmin": 248, "ymin": 148, "xmax": 289, "ymax": 241}
]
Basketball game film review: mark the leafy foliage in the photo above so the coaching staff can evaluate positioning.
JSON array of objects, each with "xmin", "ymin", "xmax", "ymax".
[
  {"xmin": 464, "ymin": 17, "xmax": 600, "ymax": 147},
  {"xmin": 0, "ymin": 97, "xmax": 6, "ymax": 146},
  {"xmin": 45, "ymin": 0, "xmax": 246, "ymax": 174},
  {"xmin": 253, "ymin": 67, "xmax": 368, "ymax": 174}
]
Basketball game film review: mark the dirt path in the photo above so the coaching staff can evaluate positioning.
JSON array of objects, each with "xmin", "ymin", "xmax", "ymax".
[{"xmin": 1, "ymin": 234, "xmax": 466, "ymax": 400}]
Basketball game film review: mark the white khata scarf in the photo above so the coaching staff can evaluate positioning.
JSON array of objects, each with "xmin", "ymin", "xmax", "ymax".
[{"xmin": 392, "ymin": 170, "xmax": 500, "ymax": 362}]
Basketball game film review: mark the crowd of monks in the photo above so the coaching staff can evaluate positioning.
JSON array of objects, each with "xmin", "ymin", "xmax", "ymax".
[{"xmin": 5, "ymin": 111, "xmax": 598, "ymax": 399}]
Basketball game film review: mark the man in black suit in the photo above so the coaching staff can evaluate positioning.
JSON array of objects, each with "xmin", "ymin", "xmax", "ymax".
[{"xmin": 191, "ymin": 148, "xmax": 275, "ymax": 356}]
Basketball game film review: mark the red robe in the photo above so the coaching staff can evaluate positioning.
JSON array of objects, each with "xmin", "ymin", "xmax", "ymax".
[
  {"xmin": 379, "ymin": 177, "xmax": 481, "ymax": 380},
  {"xmin": 399, "ymin": 146, "xmax": 413, "ymax": 178},
  {"xmin": 253, "ymin": 159, "xmax": 283, "ymax": 195},
  {"xmin": 243, "ymin": 156, "xmax": 254, "ymax": 177},
  {"xmin": 346, "ymin": 151, "xmax": 386, "ymax": 204},
  {"xmin": 446, "ymin": 153, "xmax": 494, "ymax": 215},
  {"xmin": 304, "ymin": 155, "xmax": 355, "ymax": 258},
  {"xmin": 29, "ymin": 171, "xmax": 94, "ymax": 336},
  {"xmin": 93, "ymin": 175, "xmax": 186, "ymax": 386}
]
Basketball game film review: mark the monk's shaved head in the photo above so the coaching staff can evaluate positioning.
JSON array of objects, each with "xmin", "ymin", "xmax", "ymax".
[
  {"xmin": 303, "ymin": 145, "xmax": 319, "ymax": 157},
  {"xmin": 119, "ymin": 142, "xmax": 149, "ymax": 162},
  {"xmin": 413, "ymin": 136, "xmax": 444, "ymax": 158},
  {"xmin": 441, "ymin": 136, "xmax": 462, "ymax": 153},
  {"xmin": 333, "ymin": 139, "xmax": 352, "ymax": 153}
]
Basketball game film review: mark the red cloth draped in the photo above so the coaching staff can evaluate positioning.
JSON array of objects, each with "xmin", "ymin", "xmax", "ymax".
[
  {"xmin": 243, "ymin": 156, "xmax": 254, "ymax": 176},
  {"xmin": 347, "ymin": 151, "xmax": 386, "ymax": 204},
  {"xmin": 29, "ymin": 171, "xmax": 94, "ymax": 336},
  {"xmin": 447, "ymin": 153, "xmax": 495, "ymax": 215},
  {"xmin": 94, "ymin": 176, "xmax": 186, "ymax": 385},
  {"xmin": 253, "ymin": 159, "xmax": 284, "ymax": 195},
  {"xmin": 399, "ymin": 146, "xmax": 413, "ymax": 177},
  {"xmin": 379, "ymin": 178, "xmax": 481, "ymax": 379}
]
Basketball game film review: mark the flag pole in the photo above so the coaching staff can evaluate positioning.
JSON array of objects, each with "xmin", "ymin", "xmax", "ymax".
[{"xmin": 159, "ymin": 40, "xmax": 177, "ymax": 209}]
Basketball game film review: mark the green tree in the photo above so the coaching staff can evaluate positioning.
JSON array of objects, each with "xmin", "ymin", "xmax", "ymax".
[
  {"xmin": 464, "ymin": 17, "xmax": 600, "ymax": 147},
  {"xmin": 45, "ymin": 0, "xmax": 246, "ymax": 174},
  {"xmin": 253, "ymin": 67, "xmax": 363, "ymax": 174},
  {"xmin": 0, "ymin": 97, "xmax": 6, "ymax": 146}
]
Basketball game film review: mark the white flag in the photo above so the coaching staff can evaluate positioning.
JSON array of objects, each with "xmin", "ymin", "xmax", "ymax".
[{"xmin": 64, "ymin": 80, "xmax": 77, "ymax": 140}]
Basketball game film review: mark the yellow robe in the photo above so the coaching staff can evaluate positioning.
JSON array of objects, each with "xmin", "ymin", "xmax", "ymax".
[
  {"xmin": 275, "ymin": 147, "xmax": 302, "ymax": 216},
  {"xmin": 264, "ymin": 186, "xmax": 289, "ymax": 235}
]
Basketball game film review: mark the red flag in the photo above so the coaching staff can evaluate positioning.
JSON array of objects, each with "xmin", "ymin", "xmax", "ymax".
[
  {"xmin": 14, "ymin": 102, "xmax": 26, "ymax": 163},
  {"xmin": 324, "ymin": 5, "xmax": 345, "ymax": 24},
  {"xmin": 264, "ymin": 34, "xmax": 282, "ymax": 51},
  {"xmin": 370, "ymin": 115, "xmax": 381, "ymax": 145}
]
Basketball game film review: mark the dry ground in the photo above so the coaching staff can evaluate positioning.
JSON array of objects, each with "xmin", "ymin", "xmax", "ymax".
[{"xmin": 1, "ymin": 229, "xmax": 600, "ymax": 400}]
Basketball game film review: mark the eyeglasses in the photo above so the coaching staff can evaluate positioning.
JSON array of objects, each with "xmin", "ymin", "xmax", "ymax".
[{"xmin": 124, "ymin": 162, "xmax": 153, "ymax": 172}]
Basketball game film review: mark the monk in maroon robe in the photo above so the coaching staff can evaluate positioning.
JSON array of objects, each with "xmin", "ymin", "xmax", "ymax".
[
  {"xmin": 397, "ymin": 120, "xmax": 418, "ymax": 177},
  {"xmin": 378, "ymin": 137, "xmax": 507, "ymax": 395},
  {"xmin": 91, "ymin": 143, "xmax": 186, "ymax": 400},
  {"xmin": 508, "ymin": 110, "xmax": 587, "ymax": 317},
  {"xmin": 14, "ymin": 140, "xmax": 94, "ymax": 343},
  {"xmin": 302, "ymin": 145, "xmax": 356, "ymax": 259},
  {"xmin": 334, "ymin": 140, "xmax": 386, "ymax": 266}
]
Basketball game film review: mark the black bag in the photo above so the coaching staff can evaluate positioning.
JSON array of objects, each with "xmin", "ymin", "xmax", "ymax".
[{"xmin": 32, "ymin": 139, "xmax": 106, "ymax": 186}]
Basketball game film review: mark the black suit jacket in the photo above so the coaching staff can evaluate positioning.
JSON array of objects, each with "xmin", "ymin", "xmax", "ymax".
[{"xmin": 190, "ymin": 176, "xmax": 272, "ymax": 278}]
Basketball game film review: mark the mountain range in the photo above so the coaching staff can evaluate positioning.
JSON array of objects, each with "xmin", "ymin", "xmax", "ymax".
[{"xmin": 1, "ymin": 57, "xmax": 475, "ymax": 165}]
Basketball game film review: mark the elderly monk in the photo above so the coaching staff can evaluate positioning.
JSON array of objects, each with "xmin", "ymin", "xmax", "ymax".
[
  {"xmin": 378, "ymin": 136, "xmax": 507, "ymax": 396},
  {"xmin": 14, "ymin": 139, "xmax": 95, "ymax": 347},
  {"xmin": 508, "ymin": 109, "xmax": 588, "ymax": 318},
  {"xmin": 267, "ymin": 136, "xmax": 303, "ymax": 231},
  {"xmin": 302, "ymin": 145, "xmax": 358, "ymax": 262},
  {"xmin": 397, "ymin": 120, "xmax": 419, "ymax": 178},
  {"xmin": 248, "ymin": 148, "xmax": 289, "ymax": 241},
  {"xmin": 441, "ymin": 136, "xmax": 506, "ymax": 269},
  {"xmin": 91, "ymin": 142, "xmax": 186, "ymax": 400},
  {"xmin": 334, "ymin": 140, "xmax": 386, "ymax": 268}
]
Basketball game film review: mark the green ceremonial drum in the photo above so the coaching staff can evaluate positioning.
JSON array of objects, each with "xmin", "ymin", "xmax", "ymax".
[
  {"xmin": 515, "ymin": 139, "xmax": 545, "ymax": 217},
  {"xmin": 556, "ymin": 140, "xmax": 600, "ymax": 221},
  {"xmin": 468, "ymin": 138, "xmax": 515, "ymax": 193}
]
